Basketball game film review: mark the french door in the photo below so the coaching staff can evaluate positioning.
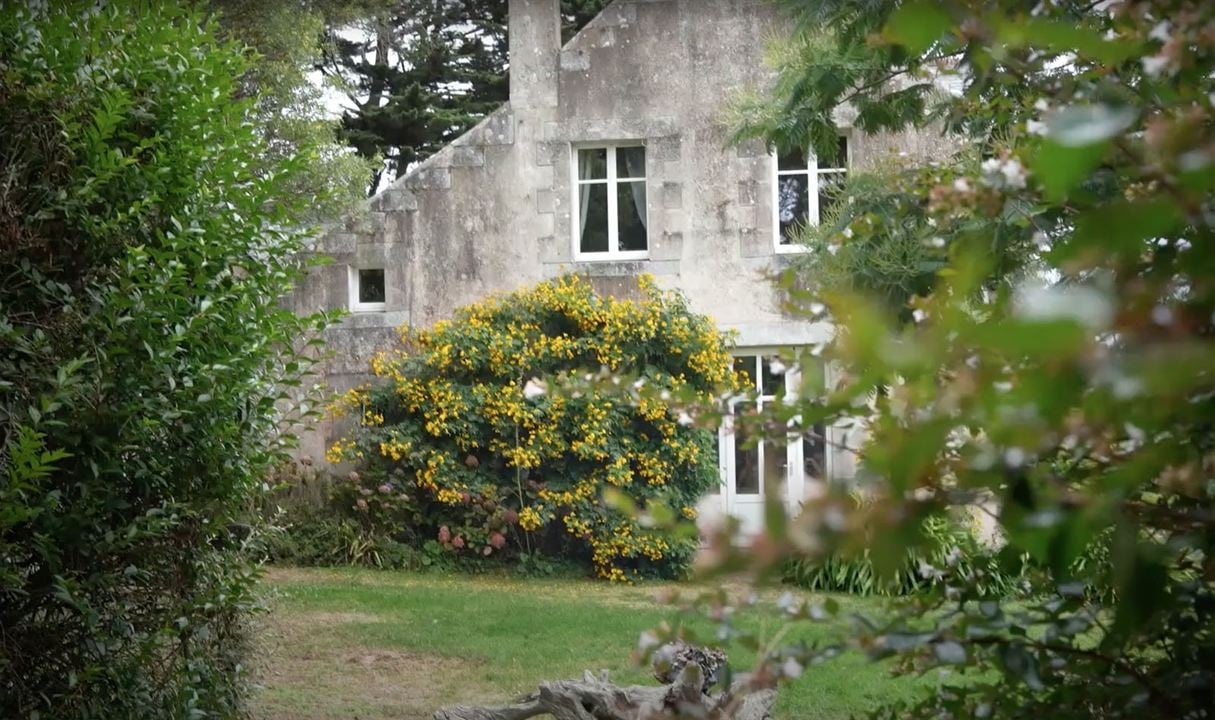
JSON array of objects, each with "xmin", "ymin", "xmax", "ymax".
[{"xmin": 708, "ymin": 353, "xmax": 829, "ymax": 537}]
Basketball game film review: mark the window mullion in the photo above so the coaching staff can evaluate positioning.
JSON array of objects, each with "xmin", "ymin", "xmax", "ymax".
[
  {"xmin": 808, "ymin": 153, "xmax": 821, "ymax": 225},
  {"xmin": 606, "ymin": 147, "xmax": 619, "ymax": 255}
]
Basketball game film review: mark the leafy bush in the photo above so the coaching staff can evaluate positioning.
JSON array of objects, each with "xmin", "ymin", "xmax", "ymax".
[
  {"xmin": 263, "ymin": 508, "xmax": 426, "ymax": 570},
  {"xmin": 783, "ymin": 516, "xmax": 1028, "ymax": 598},
  {"xmin": 258, "ymin": 460, "xmax": 426, "ymax": 570},
  {"xmin": 647, "ymin": 2, "xmax": 1215, "ymax": 719},
  {"xmin": 330, "ymin": 275, "xmax": 735, "ymax": 581},
  {"xmin": 0, "ymin": 4, "xmax": 331, "ymax": 717}
]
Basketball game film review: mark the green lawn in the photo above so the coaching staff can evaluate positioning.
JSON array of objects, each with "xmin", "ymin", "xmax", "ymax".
[{"xmin": 253, "ymin": 567, "xmax": 949, "ymax": 720}]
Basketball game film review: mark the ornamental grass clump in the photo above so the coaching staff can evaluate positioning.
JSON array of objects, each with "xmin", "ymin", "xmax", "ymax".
[{"xmin": 330, "ymin": 275, "xmax": 736, "ymax": 581}]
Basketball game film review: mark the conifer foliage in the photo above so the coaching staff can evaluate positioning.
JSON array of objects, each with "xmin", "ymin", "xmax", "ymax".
[{"xmin": 320, "ymin": 0, "xmax": 611, "ymax": 194}]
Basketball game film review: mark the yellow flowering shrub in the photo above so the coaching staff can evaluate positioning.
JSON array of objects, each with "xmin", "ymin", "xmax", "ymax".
[{"xmin": 333, "ymin": 275, "xmax": 735, "ymax": 580}]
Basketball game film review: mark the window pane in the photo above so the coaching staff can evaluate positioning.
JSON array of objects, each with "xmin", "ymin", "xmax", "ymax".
[
  {"xmin": 578, "ymin": 183, "xmax": 609, "ymax": 253},
  {"xmin": 800, "ymin": 356, "xmax": 827, "ymax": 395},
  {"xmin": 734, "ymin": 402, "xmax": 759, "ymax": 495},
  {"xmin": 761, "ymin": 356, "xmax": 785, "ymax": 398},
  {"xmin": 824, "ymin": 136, "xmax": 848, "ymax": 170},
  {"xmin": 762, "ymin": 435, "xmax": 788, "ymax": 496},
  {"xmin": 616, "ymin": 146, "xmax": 646, "ymax": 179},
  {"xmin": 778, "ymin": 148, "xmax": 807, "ymax": 172},
  {"xmin": 817, "ymin": 171, "xmax": 846, "ymax": 222},
  {"xmin": 803, "ymin": 425, "xmax": 827, "ymax": 481},
  {"xmin": 617, "ymin": 181, "xmax": 648, "ymax": 252},
  {"xmin": 734, "ymin": 356, "xmax": 757, "ymax": 391},
  {"xmin": 358, "ymin": 268, "xmax": 385, "ymax": 304},
  {"xmin": 578, "ymin": 148, "xmax": 608, "ymax": 180},
  {"xmin": 777, "ymin": 175, "xmax": 809, "ymax": 244}
]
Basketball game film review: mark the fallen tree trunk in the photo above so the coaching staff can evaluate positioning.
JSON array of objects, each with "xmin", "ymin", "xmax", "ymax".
[{"xmin": 434, "ymin": 665, "xmax": 777, "ymax": 720}]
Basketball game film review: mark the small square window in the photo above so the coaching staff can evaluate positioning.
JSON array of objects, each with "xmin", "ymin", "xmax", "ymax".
[{"xmin": 349, "ymin": 267, "xmax": 386, "ymax": 312}]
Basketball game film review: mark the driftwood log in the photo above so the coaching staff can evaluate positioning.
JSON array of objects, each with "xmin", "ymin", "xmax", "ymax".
[{"xmin": 434, "ymin": 664, "xmax": 777, "ymax": 720}]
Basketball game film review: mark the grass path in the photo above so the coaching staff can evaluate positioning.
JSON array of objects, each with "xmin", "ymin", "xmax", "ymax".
[{"xmin": 253, "ymin": 567, "xmax": 947, "ymax": 720}]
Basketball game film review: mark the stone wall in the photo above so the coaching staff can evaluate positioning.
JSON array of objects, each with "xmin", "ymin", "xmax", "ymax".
[{"xmin": 291, "ymin": 0, "xmax": 954, "ymax": 462}]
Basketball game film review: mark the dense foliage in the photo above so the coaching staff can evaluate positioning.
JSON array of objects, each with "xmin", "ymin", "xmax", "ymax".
[
  {"xmin": 330, "ymin": 275, "xmax": 735, "ymax": 581},
  {"xmin": 208, "ymin": 0, "xmax": 374, "ymax": 223},
  {"xmin": 632, "ymin": 1, "xmax": 1215, "ymax": 719},
  {"xmin": 783, "ymin": 515, "xmax": 1026, "ymax": 599},
  {"xmin": 0, "ymin": 4, "xmax": 332, "ymax": 716}
]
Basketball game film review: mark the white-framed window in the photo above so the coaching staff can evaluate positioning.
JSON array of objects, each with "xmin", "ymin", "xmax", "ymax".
[
  {"xmin": 729, "ymin": 354, "xmax": 828, "ymax": 498},
  {"xmin": 348, "ymin": 266, "xmax": 386, "ymax": 313},
  {"xmin": 571, "ymin": 144, "xmax": 649, "ymax": 261},
  {"xmin": 773, "ymin": 135, "xmax": 849, "ymax": 252}
]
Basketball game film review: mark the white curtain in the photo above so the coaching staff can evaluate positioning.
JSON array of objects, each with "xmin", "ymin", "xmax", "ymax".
[
  {"xmin": 624, "ymin": 150, "xmax": 647, "ymax": 230},
  {"xmin": 578, "ymin": 153, "xmax": 593, "ymax": 239}
]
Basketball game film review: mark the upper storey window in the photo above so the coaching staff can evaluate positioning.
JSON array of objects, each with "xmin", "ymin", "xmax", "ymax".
[
  {"xmin": 774, "ymin": 135, "xmax": 849, "ymax": 252},
  {"xmin": 574, "ymin": 145, "xmax": 648, "ymax": 261}
]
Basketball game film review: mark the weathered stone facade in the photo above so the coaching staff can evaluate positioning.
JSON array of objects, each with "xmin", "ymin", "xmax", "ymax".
[{"xmin": 293, "ymin": 0, "xmax": 950, "ymax": 520}]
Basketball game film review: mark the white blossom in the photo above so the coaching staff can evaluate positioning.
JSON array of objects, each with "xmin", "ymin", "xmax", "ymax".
[
  {"xmin": 1142, "ymin": 53, "xmax": 1171, "ymax": 78},
  {"xmin": 1148, "ymin": 20, "xmax": 1171, "ymax": 43},
  {"xmin": 523, "ymin": 378, "xmax": 548, "ymax": 399},
  {"xmin": 980, "ymin": 157, "xmax": 1028, "ymax": 190}
]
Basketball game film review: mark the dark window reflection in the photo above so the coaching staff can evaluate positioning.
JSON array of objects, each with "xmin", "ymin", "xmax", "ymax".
[
  {"xmin": 617, "ymin": 181, "xmax": 647, "ymax": 251},
  {"xmin": 617, "ymin": 146, "xmax": 646, "ymax": 179},
  {"xmin": 818, "ymin": 172, "xmax": 845, "ymax": 222},
  {"xmin": 803, "ymin": 424, "xmax": 827, "ymax": 481},
  {"xmin": 578, "ymin": 148, "xmax": 608, "ymax": 179},
  {"xmin": 734, "ymin": 402, "xmax": 759, "ymax": 495},
  {"xmin": 578, "ymin": 183, "xmax": 609, "ymax": 253},
  {"xmin": 358, "ymin": 269, "xmax": 385, "ymax": 304},
  {"xmin": 778, "ymin": 175, "xmax": 809, "ymax": 244}
]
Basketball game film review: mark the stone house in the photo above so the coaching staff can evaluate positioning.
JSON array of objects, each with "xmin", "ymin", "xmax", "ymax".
[{"xmin": 293, "ymin": 0, "xmax": 947, "ymax": 534}]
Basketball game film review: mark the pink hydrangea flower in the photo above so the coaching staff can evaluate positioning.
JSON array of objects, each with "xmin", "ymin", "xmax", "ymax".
[{"xmin": 437, "ymin": 526, "xmax": 451, "ymax": 543}]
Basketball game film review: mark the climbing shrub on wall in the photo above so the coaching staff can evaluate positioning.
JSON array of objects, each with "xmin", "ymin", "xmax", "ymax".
[{"xmin": 329, "ymin": 275, "xmax": 736, "ymax": 581}]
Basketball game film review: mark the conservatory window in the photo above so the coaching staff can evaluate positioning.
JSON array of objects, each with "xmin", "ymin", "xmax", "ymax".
[{"xmin": 573, "ymin": 145, "xmax": 648, "ymax": 260}]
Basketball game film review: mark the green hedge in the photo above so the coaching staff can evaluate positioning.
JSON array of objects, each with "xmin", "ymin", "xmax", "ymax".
[{"xmin": 0, "ymin": 4, "xmax": 331, "ymax": 717}]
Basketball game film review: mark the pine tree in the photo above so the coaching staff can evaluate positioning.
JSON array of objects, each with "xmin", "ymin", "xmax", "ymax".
[{"xmin": 320, "ymin": 0, "xmax": 610, "ymax": 195}]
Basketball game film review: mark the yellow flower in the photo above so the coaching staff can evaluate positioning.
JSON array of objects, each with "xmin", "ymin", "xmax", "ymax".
[{"xmin": 519, "ymin": 507, "xmax": 543, "ymax": 532}]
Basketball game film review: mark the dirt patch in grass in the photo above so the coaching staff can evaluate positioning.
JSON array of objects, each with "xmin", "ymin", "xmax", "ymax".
[{"xmin": 252, "ymin": 606, "xmax": 495, "ymax": 720}]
